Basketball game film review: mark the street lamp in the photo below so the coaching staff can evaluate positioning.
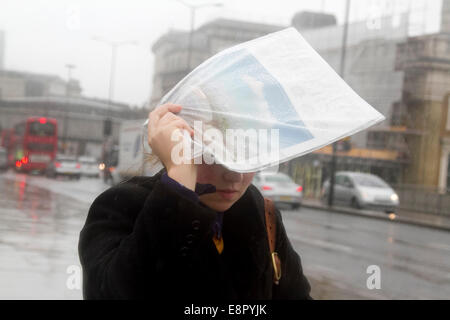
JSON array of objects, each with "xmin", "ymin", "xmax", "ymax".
[
  {"xmin": 175, "ymin": 0, "xmax": 223, "ymax": 69},
  {"xmin": 63, "ymin": 63, "xmax": 76, "ymax": 154},
  {"xmin": 65, "ymin": 64, "xmax": 76, "ymax": 89},
  {"xmin": 92, "ymin": 37, "xmax": 137, "ymax": 182},
  {"xmin": 321, "ymin": 0, "xmax": 326, "ymax": 12},
  {"xmin": 91, "ymin": 36, "xmax": 138, "ymax": 104},
  {"xmin": 328, "ymin": 0, "xmax": 351, "ymax": 207}
]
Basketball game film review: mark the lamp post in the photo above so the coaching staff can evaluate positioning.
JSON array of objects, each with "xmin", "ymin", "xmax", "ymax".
[
  {"xmin": 328, "ymin": 0, "xmax": 351, "ymax": 207},
  {"xmin": 92, "ymin": 37, "xmax": 137, "ymax": 182},
  {"xmin": 63, "ymin": 63, "xmax": 75, "ymax": 154},
  {"xmin": 91, "ymin": 37, "xmax": 137, "ymax": 105},
  {"xmin": 176, "ymin": 0, "xmax": 223, "ymax": 70}
]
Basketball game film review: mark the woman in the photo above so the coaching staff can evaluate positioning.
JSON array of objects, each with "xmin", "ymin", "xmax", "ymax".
[{"xmin": 78, "ymin": 103, "xmax": 312, "ymax": 300}]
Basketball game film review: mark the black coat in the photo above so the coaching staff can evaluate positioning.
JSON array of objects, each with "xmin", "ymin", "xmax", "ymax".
[{"xmin": 78, "ymin": 170, "xmax": 312, "ymax": 300}]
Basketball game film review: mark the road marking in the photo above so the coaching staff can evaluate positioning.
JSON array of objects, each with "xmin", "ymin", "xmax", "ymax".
[
  {"xmin": 427, "ymin": 242, "xmax": 450, "ymax": 252},
  {"xmin": 289, "ymin": 233, "xmax": 353, "ymax": 253}
]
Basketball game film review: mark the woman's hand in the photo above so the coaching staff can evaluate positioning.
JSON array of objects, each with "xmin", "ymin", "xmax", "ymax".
[{"xmin": 148, "ymin": 103, "xmax": 197, "ymax": 191}]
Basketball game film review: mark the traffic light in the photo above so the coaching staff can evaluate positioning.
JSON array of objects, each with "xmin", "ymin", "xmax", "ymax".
[{"xmin": 103, "ymin": 118, "xmax": 112, "ymax": 137}]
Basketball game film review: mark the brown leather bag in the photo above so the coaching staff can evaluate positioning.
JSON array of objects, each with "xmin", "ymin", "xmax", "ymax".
[{"xmin": 264, "ymin": 198, "xmax": 282, "ymax": 285}]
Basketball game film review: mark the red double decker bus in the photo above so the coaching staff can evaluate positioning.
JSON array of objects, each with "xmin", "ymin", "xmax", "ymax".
[{"xmin": 9, "ymin": 117, "xmax": 58, "ymax": 173}]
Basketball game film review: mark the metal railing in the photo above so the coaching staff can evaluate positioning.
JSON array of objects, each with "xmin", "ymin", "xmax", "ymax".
[{"xmin": 392, "ymin": 184, "xmax": 450, "ymax": 216}]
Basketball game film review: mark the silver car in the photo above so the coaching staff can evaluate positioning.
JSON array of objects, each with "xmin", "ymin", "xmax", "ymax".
[
  {"xmin": 78, "ymin": 156, "xmax": 100, "ymax": 178},
  {"xmin": 322, "ymin": 171, "xmax": 399, "ymax": 213},
  {"xmin": 253, "ymin": 172, "xmax": 303, "ymax": 209},
  {"xmin": 46, "ymin": 155, "xmax": 81, "ymax": 179}
]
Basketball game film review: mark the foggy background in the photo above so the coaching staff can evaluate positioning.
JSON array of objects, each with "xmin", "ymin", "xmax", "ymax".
[{"xmin": 0, "ymin": 0, "xmax": 442, "ymax": 106}]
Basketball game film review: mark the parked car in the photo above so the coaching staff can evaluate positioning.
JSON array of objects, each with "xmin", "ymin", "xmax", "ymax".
[
  {"xmin": 46, "ymin": 155, "xmax": 81, "ymax": 179},
  {"xmin": 321, "ymin": 171, "xmax": 399, "ymax": 213},
  {"xmin": 253, "ymin": 171, "xmax": 303, "ymax": 210},
  {"xmin": 78, "ymin": 156, "xmax": 100, "ymax": 178},
  {"xmin": 0, "ymin": 147, "xmax": 7, "ymax": 171}
]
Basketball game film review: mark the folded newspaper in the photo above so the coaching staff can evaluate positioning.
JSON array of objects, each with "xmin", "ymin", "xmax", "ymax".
[{"xmin": 146, "ymin": 27, "xmax": 385, "ymax": 173}]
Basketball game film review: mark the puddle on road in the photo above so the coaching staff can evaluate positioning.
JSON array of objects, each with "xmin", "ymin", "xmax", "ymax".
[{"xmin": 0, "ymin": 173, "xmax": 93, "ymax": 299}]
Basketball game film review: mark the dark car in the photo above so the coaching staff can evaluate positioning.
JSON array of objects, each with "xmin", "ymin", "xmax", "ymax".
[{"xmin": 0, "ymin": 147, "xmax": 7, "ymax": 171}]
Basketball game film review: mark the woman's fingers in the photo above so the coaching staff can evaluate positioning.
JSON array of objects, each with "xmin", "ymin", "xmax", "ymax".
[
  {"xmin": 148, "ymin": 104, "xmax": 194, "ymax": 145},
  {"xmin": 152, "ymin": 103, "xmax": 182, "ymax": 120},
  {"xmin": 146, "ymin": 103, "xmax": 197, "ymax": 187},
  {"xmin": 148, "ymin": 103, "xmax": 183, "ymax": 136},
  {"xmin": 171, "ymin": 119, "xmax": 194, "ymax": 136},
  {"xmin": 158, "ymin": 111, "xmax": 177, "ymax": 125},
  {"xmin": 158, "ymin": 110, "xmax": 194, "ymax": 136}
]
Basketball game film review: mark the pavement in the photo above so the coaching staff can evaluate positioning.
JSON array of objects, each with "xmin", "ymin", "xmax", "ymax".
[{"xmin": 301, "ymin": 198, "xmax": 450, "ymax": 232}]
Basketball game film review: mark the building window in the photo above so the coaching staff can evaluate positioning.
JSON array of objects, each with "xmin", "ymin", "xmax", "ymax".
[
  {"xmin": 367, "ymin": 131, "xmax": 387, "ymax": 149},
  {"xmin": 25, "ymin": 80, "xmax": 45, "ymax": 97}
]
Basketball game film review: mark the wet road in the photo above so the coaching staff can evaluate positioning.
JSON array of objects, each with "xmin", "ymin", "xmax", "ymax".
[
  {"xmin": 0, "ymin": 171, "xmax": 107, "ymax": 299},
  {"xmin": 0, "ymin": 171, "xmax": 449, "ymax": 299},
  {"xmin": 282, "ymin": 207, "xmax": 450, "ymax": 299}
]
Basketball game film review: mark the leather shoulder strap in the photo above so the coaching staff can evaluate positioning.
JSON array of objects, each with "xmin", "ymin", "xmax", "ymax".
[{"xmin": 264, "ymin": 198, "xmax": 282, "ymax": 285}]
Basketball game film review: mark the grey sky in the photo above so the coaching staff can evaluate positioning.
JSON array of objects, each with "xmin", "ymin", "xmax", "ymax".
[{"xmin": 0, "ymin": 0, "xmax": 442, "ymax": 106}]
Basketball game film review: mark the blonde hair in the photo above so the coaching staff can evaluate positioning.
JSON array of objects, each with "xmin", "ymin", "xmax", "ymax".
[{"xmin": 141, "ymin": 133, "xmax": 166, "ymax": 174}]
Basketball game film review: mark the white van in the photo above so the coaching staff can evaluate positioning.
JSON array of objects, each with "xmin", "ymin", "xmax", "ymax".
[{"xmin": 111, "ymin": 120, "xmax": 163, "ymax": 184}]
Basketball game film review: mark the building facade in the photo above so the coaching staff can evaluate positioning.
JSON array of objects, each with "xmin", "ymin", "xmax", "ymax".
[
  {"xmin": 150, "ymin": 12, "xmax": 410, "ymax": 189},
  {"xmin": 293, "ymin": 13, "xmax": 411, "ymax": 192},
  {"xmin": 0, "ymin": 96, "xmax": 145, "ymax": 159},
  {"xmin": 0, "ymin": 30, "xmax": 4, "ymax": 70},
  {"xmin": 150, "ymin": 19, "xmax": 283, "ymax": 106},
  {"xmin": 394, "ymin": 33, "xmax": 450, "ymax": 189},
  {"xmin": 149, "ymin": 7, "xmax": 450, "ymax": 197},
  {"xmin": 0, "ymin": 70, "xmax": 145, "ymax": 159},
  {"xmin": 0, "ymin": 70, "xmax": 82, "ymax": 99},
  {"xmin": 442, "ymin": 0, "xmax": 450, "ymax": 34}
]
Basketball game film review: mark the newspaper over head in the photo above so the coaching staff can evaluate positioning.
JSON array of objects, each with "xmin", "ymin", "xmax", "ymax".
[{"xmin": 145, "ymin": 27, "xmax": 385, "ymax": 173}]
